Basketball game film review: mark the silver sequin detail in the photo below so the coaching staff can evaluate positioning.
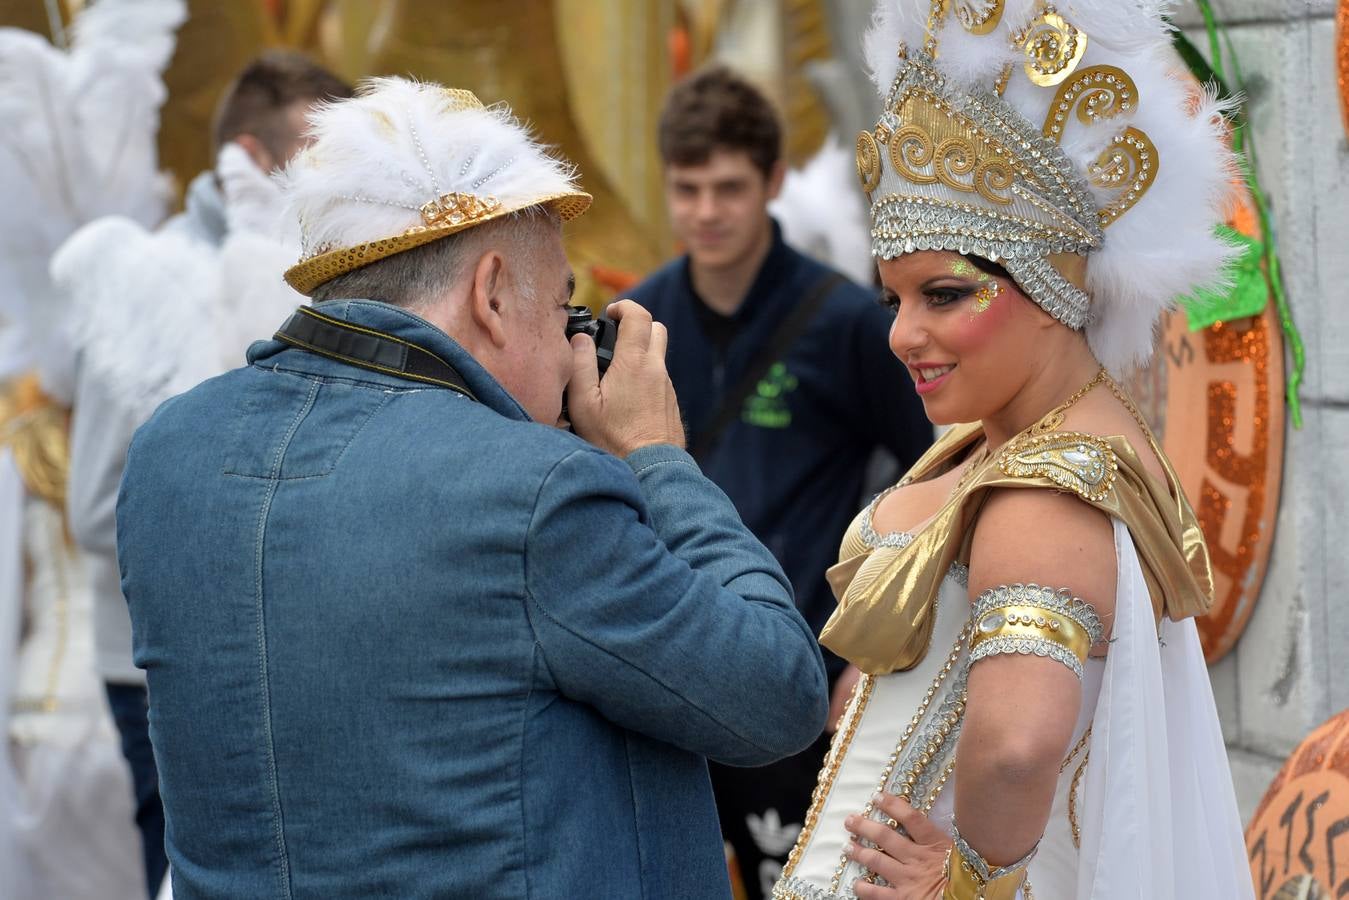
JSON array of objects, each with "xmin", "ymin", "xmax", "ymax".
[
  {"xmin": 858, "ymin": 489, "xmax": 970, "ymax": 586},
  {"xmin": 972, "ymin": 583, "xmax": 1105, "ymax": 643},
  {"xmin": 858, "ymin": 487, "xmax": 915, "ymax": 550},
  {"xmin": 969, "ymin": 634, "xmax": 1086, "ymax": 679},
  {"xmin": 772, "ymin": 875, "xmax": 847, "ymax": 900}
]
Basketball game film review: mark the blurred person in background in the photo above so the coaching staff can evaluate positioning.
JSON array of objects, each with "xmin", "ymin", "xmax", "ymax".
[
  {"xmin": 626, "ymin": 65, "xmax": 933, "ymax": 899},
  {"xmin": 55, "ymin": 50, "xmax": 352, "ymax": 897},
  {"xmin": 0, "ymin": 2, "xmax": 187, "ymax": 897}
]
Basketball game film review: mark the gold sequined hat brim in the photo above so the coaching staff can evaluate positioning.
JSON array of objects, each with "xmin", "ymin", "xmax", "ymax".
[{"xmin": 283, "ymin": 190, "xmax": 593, "ymax": 296}]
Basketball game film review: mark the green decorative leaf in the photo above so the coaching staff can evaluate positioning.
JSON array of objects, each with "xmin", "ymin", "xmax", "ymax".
[{"xmin": 1178, "ymin": 225, "xmax": 1269, "ymax": 331}]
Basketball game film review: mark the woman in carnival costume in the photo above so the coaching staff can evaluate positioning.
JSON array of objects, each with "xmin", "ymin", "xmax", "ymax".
[{"xmin": 772, "ymin": 1, "xmax": 1254, "ymax": 899}]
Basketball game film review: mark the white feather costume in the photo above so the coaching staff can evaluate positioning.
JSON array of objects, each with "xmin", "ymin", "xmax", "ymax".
[{"xmin": 0, "ymin": 3, "xmax": 185, "ymax": 898}]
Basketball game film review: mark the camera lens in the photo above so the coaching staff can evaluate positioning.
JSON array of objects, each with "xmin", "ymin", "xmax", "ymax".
[{"xmin": 564, "ymin": 305, "xmax": 615, "ymax": 375}]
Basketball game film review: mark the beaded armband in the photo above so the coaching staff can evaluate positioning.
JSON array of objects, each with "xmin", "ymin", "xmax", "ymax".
[
  {"xmin": 968, "ymin": 583, "xmax": 1105, "ymax": 680},
  {"xmin": 941, "ymin": 826, "xmax": 1036, "ymax": 900}
]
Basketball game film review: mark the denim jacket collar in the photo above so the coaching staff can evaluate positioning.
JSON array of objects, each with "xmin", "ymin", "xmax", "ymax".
[{"xmin": 247, "ymin": 299, "xmax": 533, "ymax": 423}]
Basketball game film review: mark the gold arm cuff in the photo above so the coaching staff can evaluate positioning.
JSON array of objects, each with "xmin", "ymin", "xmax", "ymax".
[
  {"xmin": 942, "ymin": 847, "xmax": 1027, "ymax": 900},
  {"xmin": 969, "ymin": 603, "xmax": 1091, "ymax": 664}
]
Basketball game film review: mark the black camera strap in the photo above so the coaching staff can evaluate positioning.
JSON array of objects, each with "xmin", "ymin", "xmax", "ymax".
[
  {"xmin": 273, "ymin": 306, "xmax": 477, "ymax": 402},
  {"xmin": 689, "ymin": 272, "xmax": 843, "ymax": 461}
]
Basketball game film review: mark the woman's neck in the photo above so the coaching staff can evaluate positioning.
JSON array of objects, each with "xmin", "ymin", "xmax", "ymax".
[{"xmin": 980, "ymin": 341, "xmax": 1102, "ymax": 450}]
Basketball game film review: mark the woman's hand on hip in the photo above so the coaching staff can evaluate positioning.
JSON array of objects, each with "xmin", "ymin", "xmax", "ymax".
[{"xmin": 843, "ymin": 793, "xmax": 950, "ymax": 900}]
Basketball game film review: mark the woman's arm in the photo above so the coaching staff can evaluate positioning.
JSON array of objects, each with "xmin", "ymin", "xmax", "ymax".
[{"xmin": 952, "ymin": 486, "xmax": 1116, "ymax": 871}]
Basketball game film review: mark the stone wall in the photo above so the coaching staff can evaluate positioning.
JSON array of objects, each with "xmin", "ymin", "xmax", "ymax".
[{"xmin": 1175, "ymin": 0, "xmax": 1349, "ymax": 821}]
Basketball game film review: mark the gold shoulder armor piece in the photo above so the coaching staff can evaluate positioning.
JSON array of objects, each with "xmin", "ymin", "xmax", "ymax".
[{"xmin": 997, "ymin": 431, "xmax": 1118, "ymax": 503}]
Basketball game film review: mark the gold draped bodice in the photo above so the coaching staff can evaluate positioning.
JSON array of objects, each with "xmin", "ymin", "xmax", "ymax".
[{"xmin": 820, "ymin": 421, "xmax": 1212, "ymax": 675}]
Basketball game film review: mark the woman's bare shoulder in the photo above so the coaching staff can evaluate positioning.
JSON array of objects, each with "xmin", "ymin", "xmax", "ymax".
[{"xmin": 968, "ymin": 485, "xmax": 1118, "ymax": 626}]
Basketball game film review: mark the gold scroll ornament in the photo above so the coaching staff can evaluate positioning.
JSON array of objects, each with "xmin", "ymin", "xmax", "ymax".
[
  {"xmin": 1246, "ymin": 708, "xmax": 1349, "ymax": 898},
  {"xmin": 1126, "ymin": 183, "xmax": 1284, "ymax": 664}
]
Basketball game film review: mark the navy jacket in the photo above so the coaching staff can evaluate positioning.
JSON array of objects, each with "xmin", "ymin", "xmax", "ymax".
[{"xmin": 629, "ymin": 225, "xmax": 933, "ymax": 674}]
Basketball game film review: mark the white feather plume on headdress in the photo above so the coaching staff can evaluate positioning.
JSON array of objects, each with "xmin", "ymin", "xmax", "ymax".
[
  {"xmin": 862, "ymin": 0, "xmax": 1237, "ymax": 375},
  {"xmin": 278, "ymin": 77, "xmax": 585, "ymax": 260},
  {"xmin": 0, "ymin": 0, "xmax": 184, "ymax": 396}
]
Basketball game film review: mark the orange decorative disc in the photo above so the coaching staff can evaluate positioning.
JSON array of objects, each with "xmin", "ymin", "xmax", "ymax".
[
  {"xmin": 1129, "ymin": 304, "xmax": 1285, "ymax": 663},
  {"xmin": 1339, "ymin": 1, "xmax": 1349, "ymax": 137},
  {"xmin": 1246, "ymin": 708, "xmax": 1349, "ymax": 897},
  {"xmin": 1127, "ymin": 185, "xmax": 1285, "ymax": 663}
]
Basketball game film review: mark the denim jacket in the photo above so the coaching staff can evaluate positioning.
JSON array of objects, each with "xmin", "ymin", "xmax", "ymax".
[{"xmin": 117, "ymin": 300, "xmax": 829, "ymax": 900}]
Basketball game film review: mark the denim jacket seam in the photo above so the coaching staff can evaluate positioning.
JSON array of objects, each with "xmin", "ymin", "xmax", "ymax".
[
  {"xmin": 621, "ymin": 734, "xmax": 648, "ymax": 900},
  {"xmin": 250, "ymin": 378, "xmax": 318, "ymax": 899},
  {"xmin": 628, "ymin": 455, "xmax": 699, "ymax": 479},
  {"xmin": 325, "ymin": 390, "xmax": 393, "ymax": 473},
  {"xmin": 517, "ymin": 648, "xmax": 543, "ymax": 900},
  {"xmin": 259, "ymin": 361, "xmax": 450, "ymax": 394},
  {"xmin": 522, "ymin": 448, "xmax": 778, "ymax": 758}
]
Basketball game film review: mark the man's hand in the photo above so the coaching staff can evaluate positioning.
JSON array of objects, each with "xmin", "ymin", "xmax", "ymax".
[{"xmin": 567, "ymin": 300, "xmax": 685, "ymax": 457}]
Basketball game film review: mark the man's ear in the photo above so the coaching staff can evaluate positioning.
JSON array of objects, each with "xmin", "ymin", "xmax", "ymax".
[
  {"xmin": 469, "ymin": 251, "xmax": 509, "ymax": 348},
  {"xmin": 229, "ymin": 134, "xmax": 276, "ymax": 173},
  {"xmin": 765, "ymin": 159, "xmax": 787, "ymax": 201}
]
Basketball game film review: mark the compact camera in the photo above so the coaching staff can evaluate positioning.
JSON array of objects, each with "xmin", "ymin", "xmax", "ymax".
[{"xmin": 565, "ymin": 305, "xmax": 617, "ymax": 375}]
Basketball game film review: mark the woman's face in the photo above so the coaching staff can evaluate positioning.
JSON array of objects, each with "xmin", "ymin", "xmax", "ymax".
[{"xmin": 878, "ymin": 250, "xmax": 1050, "ymax": 425}]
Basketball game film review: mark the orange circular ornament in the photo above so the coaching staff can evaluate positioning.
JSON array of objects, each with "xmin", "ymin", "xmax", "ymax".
[
  {"xmin": 1246, "ymin": 709, "xmax": 1349, "ymax": 898},
  {"xmin": 1338, "ymin": 0, "xmax": 1349, "ymax": 136}
]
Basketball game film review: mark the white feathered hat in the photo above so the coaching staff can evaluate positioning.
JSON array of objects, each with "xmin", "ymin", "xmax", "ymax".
[
  {"xmin": 280, "ymin": 77, "xmax": 591, "ymax": 295},
  {"xmin": 859, "ymin": 0, "xmax": 1236, "ymax": 375}
]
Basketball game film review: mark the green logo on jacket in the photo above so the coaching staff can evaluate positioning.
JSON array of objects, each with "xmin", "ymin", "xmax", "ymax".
[{"xmin": 741, "ymin": 362, "xmax": 797, "ymax": 429}]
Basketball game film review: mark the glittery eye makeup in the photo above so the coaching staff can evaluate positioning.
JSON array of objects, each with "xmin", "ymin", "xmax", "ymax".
[{"xmin": 948, "ymin": 258, "xmax": 1002, "ymax": 318}]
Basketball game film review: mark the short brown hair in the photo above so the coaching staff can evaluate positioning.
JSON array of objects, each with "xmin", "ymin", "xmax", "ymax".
[
  {"xmin": 212, "ymin": 51, "xmax": 353, "ymax": 157},
  {"xmin": 658, "ymin": 65, "xmax": 781, "ymax": 177}
]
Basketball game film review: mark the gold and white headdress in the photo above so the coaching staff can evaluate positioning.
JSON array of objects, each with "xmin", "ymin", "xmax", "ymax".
[
  {"xmin": 859, "ymin": 0, "xmax": 1236, "ymax": 374},
  {"xmin": 280, "ymin": 77, "xmax": 592, "ymax": 295}
]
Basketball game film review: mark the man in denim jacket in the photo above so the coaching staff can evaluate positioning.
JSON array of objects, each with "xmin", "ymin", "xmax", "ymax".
[{"xmin": 115, "ymin": 79, "xmax": 828, "ymax": 899}]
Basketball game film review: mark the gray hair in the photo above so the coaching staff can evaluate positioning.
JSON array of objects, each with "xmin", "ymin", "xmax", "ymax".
[{"xmin": 308, "ymin": 206, "xmax": 559, "ymax": 311}]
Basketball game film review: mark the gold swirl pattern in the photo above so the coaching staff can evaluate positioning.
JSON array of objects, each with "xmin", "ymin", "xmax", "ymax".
[
  {"xmin": 1042, "ymin": 66, "xmax": 1139, "ymax": 140},
  {"xmin": 1089, "ymin": 127, "xmax": 1158, "ymax": 227},
  {"xmin": 856, "ymin": 130, "xmax": 882, "ymax": 193},
  {"xmin": 953, "ymin": 0, "xmax": 1004, "ymax": 35},
  {"xmin": 889, "ymin": 125, "xmax": 939, "ymax": 185},
  {"xmin": 1019, "ymin": 10, "xmax": 1088, "ymax": 87},
  {"xmin": 888, "ymin": 124, "xmax": 1014, "ymax": 206}
]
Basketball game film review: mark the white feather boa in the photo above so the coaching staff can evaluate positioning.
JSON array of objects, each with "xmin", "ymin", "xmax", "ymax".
[{"xmin": 862, "ymin": 0, "xmax": 1237, "ymax": 375}]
